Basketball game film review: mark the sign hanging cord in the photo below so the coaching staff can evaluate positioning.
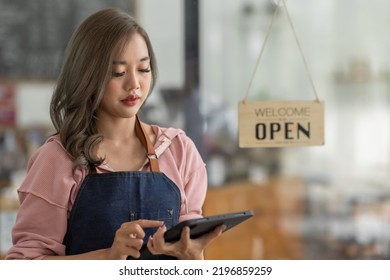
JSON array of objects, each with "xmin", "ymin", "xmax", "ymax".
[{"xmin": 243, "ymin": 0, "xmax": 320, "ymax": 103}]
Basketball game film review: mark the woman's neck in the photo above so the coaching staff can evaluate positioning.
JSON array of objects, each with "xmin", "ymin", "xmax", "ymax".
[{"xmin": 96, "ymin": 116, "xmax": 137, "ymax": 142}]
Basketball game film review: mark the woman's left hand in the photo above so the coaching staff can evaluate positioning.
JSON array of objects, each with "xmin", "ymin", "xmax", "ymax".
[{"xmin": 146, "ymin": 224, "xmax": 226, "ymax": 260}]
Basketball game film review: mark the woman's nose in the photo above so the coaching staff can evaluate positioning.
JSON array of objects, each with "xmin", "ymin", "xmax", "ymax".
[{"xmin": 124, "ymin": 71, "xmax": 140, "ymax": 91}]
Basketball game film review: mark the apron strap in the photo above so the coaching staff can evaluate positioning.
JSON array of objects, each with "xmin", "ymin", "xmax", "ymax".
[{"xmin": 135, "ymin": 115, "xmax": 160, "ymax": 172}]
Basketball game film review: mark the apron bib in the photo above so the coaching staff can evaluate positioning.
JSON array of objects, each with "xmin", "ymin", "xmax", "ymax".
[{"xmin": 63, "ymin": 116, "xmax": 181, "ymax": 259}]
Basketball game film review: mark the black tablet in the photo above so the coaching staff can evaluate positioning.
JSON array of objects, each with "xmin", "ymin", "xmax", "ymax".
[{"xmin": 164, "ymin": 210, "xmax": 254, "ymax": 242}]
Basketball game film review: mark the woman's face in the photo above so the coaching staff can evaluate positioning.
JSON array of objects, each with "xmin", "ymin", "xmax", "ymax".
[{"xmin": 97, "ymin": 33, "xmax": 152, "ymax": 121}]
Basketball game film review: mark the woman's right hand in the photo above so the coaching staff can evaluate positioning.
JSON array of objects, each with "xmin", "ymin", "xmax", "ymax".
[{"xmin": 106, "ymin": 219, "xmax": 164, "ymax": 260}]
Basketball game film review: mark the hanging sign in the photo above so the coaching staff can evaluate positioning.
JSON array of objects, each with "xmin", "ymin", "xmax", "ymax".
[
  {"xmin": 239, "ymin": 100, "xmax": 324, "ymax": 148},
  {"xmin": 238, "ymin": 1, "xmax": 325, "ymax": 148}
]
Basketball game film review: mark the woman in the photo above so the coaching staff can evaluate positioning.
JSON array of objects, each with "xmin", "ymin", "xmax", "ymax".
[{"xmin": 6, "ymin": 8, "xmax": 224, "ymax": 260}]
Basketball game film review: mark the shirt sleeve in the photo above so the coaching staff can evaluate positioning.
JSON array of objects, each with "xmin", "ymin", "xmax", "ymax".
[
  {"xmin": 155, "ymin": 127, "xmax": 208, "ymax": 223},
  {"xmin": 179, "ymin": 162, "xmax": 208, "ymax": 222},
  {"xmin": 5, "ymin": 138, "xmax": 85, "ymax": 260}
]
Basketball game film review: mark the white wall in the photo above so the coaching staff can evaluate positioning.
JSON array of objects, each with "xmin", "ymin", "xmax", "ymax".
[
  {"xmin": 16, "ymin": 82, "xmax": 54, "ymax": 128},
  {"xmin": 137, "ymin": 0, "xmax": 184, "ymax": 90}
]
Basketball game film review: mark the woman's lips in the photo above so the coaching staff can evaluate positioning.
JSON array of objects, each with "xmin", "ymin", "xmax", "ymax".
[{"xmin": 121, "ymin": 95, "xmax": 140, "ymax": 106}]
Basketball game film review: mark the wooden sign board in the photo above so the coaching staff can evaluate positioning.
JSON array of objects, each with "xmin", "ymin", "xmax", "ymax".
[{"xmin": 239, "ymin": 100, "xmax": 324, "ymax": 147}]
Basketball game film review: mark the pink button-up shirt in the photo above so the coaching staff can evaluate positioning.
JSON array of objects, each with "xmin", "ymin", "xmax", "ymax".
[{"xmin": 6, "ymin": 125, "xmax": 207, "ymax": 259}]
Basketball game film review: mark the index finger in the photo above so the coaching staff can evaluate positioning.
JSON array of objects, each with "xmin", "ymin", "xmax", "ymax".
[{"xmin": 136, "ymin": 219, "xmax": 164, "ymax": 228}]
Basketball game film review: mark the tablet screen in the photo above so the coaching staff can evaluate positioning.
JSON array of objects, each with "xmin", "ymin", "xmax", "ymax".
[{"xmin": 164, "ymin": 210, "xmax": 254, "ymax": 242}]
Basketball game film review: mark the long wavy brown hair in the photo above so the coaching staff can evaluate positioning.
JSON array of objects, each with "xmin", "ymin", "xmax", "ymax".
[{"xmin": 50, "ymin": 8, "xmax": 157, "ymax": 172}]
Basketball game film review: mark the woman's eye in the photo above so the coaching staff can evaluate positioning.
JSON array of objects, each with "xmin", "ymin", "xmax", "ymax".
[
  {"xmin": 112, "ymin": 72, "xmax": 125, "ymax": 77},
  {"xmin": 139, "ymin": 68, "xmax": 151, "ymax": 73}
]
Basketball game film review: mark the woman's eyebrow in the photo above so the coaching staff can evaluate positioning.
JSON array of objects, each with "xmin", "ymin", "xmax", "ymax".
[
  {"xmin": 112, "ymin": 60, "xmax": 126, "ymax": 65},
  {"xmin": 112, "ymin": 56, "xmax": 150, "ymax": 65}
]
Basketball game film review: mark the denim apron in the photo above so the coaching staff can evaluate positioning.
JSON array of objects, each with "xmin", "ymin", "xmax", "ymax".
[{"xmin": 63, "ymin": 116, "xmax": 181, "ymax": 259}]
